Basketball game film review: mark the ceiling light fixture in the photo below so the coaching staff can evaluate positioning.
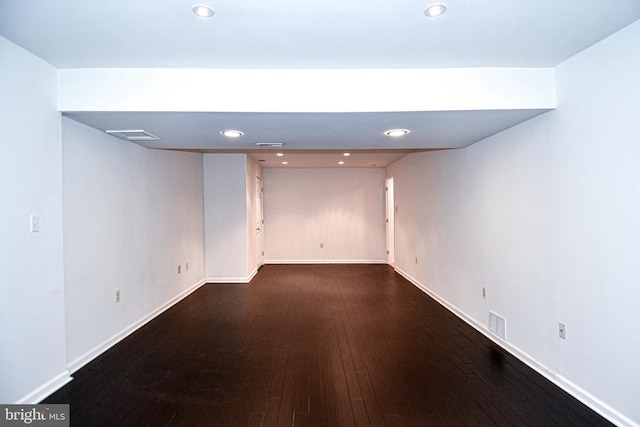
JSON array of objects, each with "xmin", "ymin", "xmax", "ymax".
[
  {"xmin": 220, "ymin": 130, "xmax": 243, "ymax": 138},
  {"xmin": 192, "ymin": 5, "xmax": 215, "ymax": 18},
  {"xmin": 277, "ymin": 153, "xmax": 284, "ymax": 157},
  {"xmin": 424, "ymin": 3, "xmax": 447, "ymax": 17},
  {"xmin": 384, "ymin": 129, "xmax": 410, "ymax": 137},
  {"xmin": 338, "ymin": 161, "xmax": 345, "ymax": 165},
  {"xmin": 282, "ymin": 161, "xmax": 288, "ymax": 165},
  {"xmin": 343, "ymin": 153, "xmax": 350, "ymax": 156}
]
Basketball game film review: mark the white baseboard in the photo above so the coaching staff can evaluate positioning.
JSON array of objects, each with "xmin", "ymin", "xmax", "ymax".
[
  {"xmin": 206, "ymin": 268, "xmax": 257, "ymax": 283},
  {"xmin": 265, "ymin": 259, "xmax": 387, "ymax": 264},
  {"xmin": 394, "ymin": 267, "xmax": 637, "ymax": 427},
  {"xmin": 16, "ymin": 370, "xmax": 72, "ymax": 404},
  {"xmin": 66, "ymin": 279, "xmax": 207, "ymax": 374}
]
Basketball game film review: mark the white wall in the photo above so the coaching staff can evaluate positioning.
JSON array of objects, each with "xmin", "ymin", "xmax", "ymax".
[
  {"xmin": 387, "ymin": 20, "xmax": 640, "ymax": 426},
  {"xmin": 0, "ymin": 38, "xmax": 69, "ymax": 403},
  {"xmin": 264, "ymin": 168, "xmax": 386, "ymax": 263},
  {"xmin": 58, "ymin": 68, "xmax": 555, "ymax": 114},
  {"xmin": 203, "ymin": 154, "xmax": 250, "ymax": 281},
  {"xmin": 62, "ymin": 117, "xmax": 205, "ymax": 371}
]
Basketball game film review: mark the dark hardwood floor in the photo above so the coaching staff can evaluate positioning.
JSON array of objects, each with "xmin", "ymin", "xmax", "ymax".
[{"xmin": 44, "ymin": 264, "xmax": 613, "ymax": 426}]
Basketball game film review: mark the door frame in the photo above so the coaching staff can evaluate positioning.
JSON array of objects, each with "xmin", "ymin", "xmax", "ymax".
[
  {"xmin": 385, "ymin": 176, "xmax": 395, "ymax": 266},
  {"xmin": 256, "ymin": 176, "xmax": 264, "ymax": 268}
]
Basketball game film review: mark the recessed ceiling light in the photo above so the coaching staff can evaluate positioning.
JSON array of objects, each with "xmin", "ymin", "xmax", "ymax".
[
  {"xmin": 277, "ymin": 153, "xmax": 284, "ymax": 157},
  {"xmin": 338, "ymin": 161, "xmax": 345, "ymax": 165},
  {"xmin": 282, "ymin": 161, "xmax": 288, "ymax": 165},
  {"xmin": 193, "ymin": 5, "xmax": 215, "ymax": 18},
  {"xmin": 424, "ymin": 3, "xmax": 447, "ymax": 17},
  {"xmin": 384, "ymin": 129, "xmax": 410, "ymax": 137},
  {"xmin": 343, "ymin": 153, "xmax": 350, "ymax": 156},
  {"xmin": 220, "ymin": 130, "xmax": 243, "ymax": 138}
]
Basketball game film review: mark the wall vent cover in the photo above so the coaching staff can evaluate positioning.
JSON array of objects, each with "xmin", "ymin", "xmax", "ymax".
[
  {"xmin": 489, "ymin": 311, "xmax": 507, "ymax": 340},
  {"xmin": 105, "ymin": 129, "xmax": 160, "ymax": 141},
  {"xmin": 256, "ymin": 142, "xmax": 284, "ymax": 148}
]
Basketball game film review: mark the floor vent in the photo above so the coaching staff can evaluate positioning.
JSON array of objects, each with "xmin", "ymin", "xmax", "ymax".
[{"xmin": 489, "ymin": 311, "xmax": 507, "ymax": 340}]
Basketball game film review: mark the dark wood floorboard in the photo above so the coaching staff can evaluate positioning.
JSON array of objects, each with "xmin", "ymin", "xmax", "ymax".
[{"xmin": 44, "ymin": 264, "xmax": 614, "ymax": 426}]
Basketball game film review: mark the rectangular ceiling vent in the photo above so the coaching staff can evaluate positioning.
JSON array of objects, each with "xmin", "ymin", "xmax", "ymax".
[
  {"xmin": 105, "ymin": 129, "xmax": 160, "ymax": 141},
  {"xmin": 489, "ymin": 311, "xmax": 507, "ymax": 340},
  {"xmin": 256, "ymin": 142, "xmax": 284, "ymax": 148}
]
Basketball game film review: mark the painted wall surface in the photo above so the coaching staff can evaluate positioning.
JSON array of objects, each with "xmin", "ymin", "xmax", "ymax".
[
  {"xmin": 58, "ymin": 68, "xmax": 556, "ymax": 114},
  {"xmin": 0, "ymin": 38, "xmax": 69, "ymax": 403},
  {"xmin": 387, "ymin": 20, "xmax": 640, "ymax": 425},
  {"xmin": 263, "ymin": 168, "xmax": 386, "ymax": 263},
  {"xmin": 203, "ymin": 154, "xmax": 249, "ymax": 280},
  {"xmin": 62, "ymin": 118, "xmax": 205, "ymax": 370}
]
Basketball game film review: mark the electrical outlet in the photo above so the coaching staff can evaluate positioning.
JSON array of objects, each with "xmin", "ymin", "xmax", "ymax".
[
  {"xmin": 415, "ymin": 256, "xmax": 418, "ymax": 264},
  {"xmin": 320, "ymin": 243, "xmax": 324, "ymax": 248},
  {"xmin": 178, "ymin": 265, "xmax": 181, "ymax": 274},
  {"xmin": 116, "ymin": 290, "xmax": 120, "ymax": 303},
  {"xmin": 482, "ymin": 287, "xmax": 487, "ymax": 298},
  {"xmin": 559, "ymin": 322, "xmax": 566, "ymax": 339},
  {"xmin": 186, "ymin": 262, "xmax": 189, "ymax": 270}
]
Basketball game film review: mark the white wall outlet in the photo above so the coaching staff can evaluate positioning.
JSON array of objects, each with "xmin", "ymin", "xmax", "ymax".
[
  {"xmin": 559, "ymin": 322, "xmax": 566, "ymax": 339},
  {"xmin": 116, "ymin": 290, "xmax": 120, "ymax": 303}
]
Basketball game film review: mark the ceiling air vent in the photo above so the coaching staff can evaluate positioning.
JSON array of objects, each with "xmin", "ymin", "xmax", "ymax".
[
  {"xmin": 105, "ymin": 129, "xmax": 160, "ymax": 141},
  {"xmin": 256, "ymin": 142, "xmax": 284, "ymax": 148}
]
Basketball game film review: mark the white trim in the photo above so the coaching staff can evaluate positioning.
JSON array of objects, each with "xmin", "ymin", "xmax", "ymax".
[
  {"xmin": 66, "ymin": 279, "xmax": 207, "ymax": 374},
  {"xmin": 16, "ymin": 371, "xmax": 72, "ymax": 404},
  {"xmin": 265, "ymin": 259, "xmax": 387, "ymax": 265},
  {"xmin": 394, "ymin": 267, "xmax": 637, "ymax": 427},
  {"xmin": 206, "ymin": 268, "xmax": 258, "ymax": 284}
]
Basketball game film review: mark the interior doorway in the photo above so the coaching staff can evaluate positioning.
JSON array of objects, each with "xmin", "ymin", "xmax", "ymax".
[
  {"xmin": 385, "ymin": 177, "xmax": 395, "ymax": 266},
  {"xmin": 256, "ymin": 176, "xmax": 264, "ymax": 268}
]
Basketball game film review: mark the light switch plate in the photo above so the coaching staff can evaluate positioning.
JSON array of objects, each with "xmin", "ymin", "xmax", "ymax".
[{"xmin": 30, "ymin": 214, "xmax": 40, "ymax": 233}]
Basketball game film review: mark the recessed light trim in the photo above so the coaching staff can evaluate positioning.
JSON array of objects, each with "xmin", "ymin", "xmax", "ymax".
[
  {"xmin": 338, "ymin": 161, "xmax": 345, "ymax": 165},
  {"xmin": 277, "ymin": 153, "xmax": 284, "ymax": 157},
  {"xmin": 384, "ymin": 129, "xmax": 411, "ymax": 137},
  {"xmin": 343, "ymin": 153, "xmax": 351, "ymax": 157},
  {"xmin": 282, "ymin": 161, "xmax": 288, "ymax": 165},
  {"xmin": 220, "ymin": 130, "xmax": 244, "ymax": 138},
  {"xmin": 193, "ymin": 5, "xmax": 215, "ymax": 18},
  {"xmin": 424, "ymin": 3, "xmax": 447, "ymax": 17}
]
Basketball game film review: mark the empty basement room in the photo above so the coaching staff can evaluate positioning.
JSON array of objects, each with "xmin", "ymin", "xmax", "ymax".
[{"xmin": 2, "ymin": 1, "xmax": 640, "ymax": 426}]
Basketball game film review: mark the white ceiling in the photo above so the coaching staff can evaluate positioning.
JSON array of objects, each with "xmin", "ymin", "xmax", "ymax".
[
  {"xmin": 2, "ymin": 0, "xmax": 639, "ymax": 69},
  {"xmin": 2, "ymin": 0, "xmax": 640, "ymax": 167}
]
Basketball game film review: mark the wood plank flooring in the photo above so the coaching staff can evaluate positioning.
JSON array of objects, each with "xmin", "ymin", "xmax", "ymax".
[{"xmin": 43, "ymin": 264, "xmax": 613, "ymax": 426}]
